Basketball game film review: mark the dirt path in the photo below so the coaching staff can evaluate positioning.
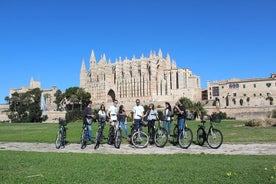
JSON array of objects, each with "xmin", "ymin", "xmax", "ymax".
[{"xmin": 1, "ymin": 142, "xmax": 276, "ymax": 155}]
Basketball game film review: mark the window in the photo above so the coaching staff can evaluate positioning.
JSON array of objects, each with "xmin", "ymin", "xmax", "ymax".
[
  {"xmin": 260, "ymin": 93, "xmax": 262, "ymax": 96},
  {"xmin": 254, "ymin": 93, "xmax": 256, "ymax": 97},
  {"xmin": 233, "ymin": 93, "xmax": 237, "ymax": 97},
  {"xmin": 266, "ymin": 83, "xmax": 271, "ymax": 87},
  {"xmin": 243, "ymin": 84, "xmax": 246, "ymax": 88},
  {"xmin": 243, "ymin": 94, "xmax": 246, "ymax": 97},
  {"xmin": 212, "ymin": 86, "xmax": 219, "ymax": 96},
  {"xmin": 254, "ymin": 84, "xmax": 256, "ymax": 88},
  {"xmin": 222, "ymin": 86, "xmax": 224, "ymax": 89}
]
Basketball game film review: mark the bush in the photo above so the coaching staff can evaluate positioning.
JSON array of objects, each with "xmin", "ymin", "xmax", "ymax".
[{"xmin": 245, "ymin": 119, "xmax": 276, "ymax": 127}]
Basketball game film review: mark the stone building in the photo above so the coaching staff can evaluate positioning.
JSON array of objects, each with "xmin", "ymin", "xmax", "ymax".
[
  {"xmin": 206, "ymin": 74, "xmax": 276, "ymax": 119},
  {"xmin": 80, "ymin": 49, "xmax": 201, "ymax": 107},
  {"xmin": 10, "ymin": 77, "xmax": 58, "ymax": 111}
]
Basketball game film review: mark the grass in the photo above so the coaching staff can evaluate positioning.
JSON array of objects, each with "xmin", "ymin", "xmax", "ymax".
[
  {"xmin": 1, "ymin": 120, "xmax": 276, "ymax": 183},
  {"xmin": 0, "ymin": 119, "xmax": 276, "ymax": 143},
  {"xmin": 1, "ymin": 151, "xmax": 276, "ymax": 184}
]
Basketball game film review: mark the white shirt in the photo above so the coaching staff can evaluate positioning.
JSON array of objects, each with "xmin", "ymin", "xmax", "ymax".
[
  {"xmin": 108, "ymin": 105, "xmax": 118, "ymax": 121},
  {"xmin": 133, "ymin": 105, "xmax": 144, "ymax": 119},
  {"xmin": 98, "ymin": 110, "xmax": 107, "ymax": 122},
  {"xmin": 165, "ymin": 109, "xmax": 171, "ymax": 121}
]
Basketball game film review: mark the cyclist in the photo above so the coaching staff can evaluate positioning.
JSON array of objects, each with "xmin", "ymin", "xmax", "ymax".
[
  {"xmin": 118, "ymin": 104, "xmax": 129, "ymax": 141},
  {"xmin": 132, "ymin": 99, "xmax": 144, "ymax": 131},
  {"xmin": 107, "ymin": 99, "xmax": 119, "ymax": 145},
  {"xmin": 95, "ymin": 104, "xmax": 107, "ymax": 147},
  {"xmin": 107, "ymin": 99, "xmax": 119, "ymax": 124},
  {"xmin": 163, "ymin": 102, "xmax": 172, "ymax": 136},
  {"xmin": 83, "ymin": 100, "xmax": 95, "ymax": 142},
  {"xmin": 145, "ymin": 103, "xmax": 158, "ymax": 144},
  {"xmin": 173, "ymin": 100, "xmax": 187, "ymax": 133}
]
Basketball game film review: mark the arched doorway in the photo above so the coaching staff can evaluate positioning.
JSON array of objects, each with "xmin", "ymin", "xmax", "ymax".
[{"xmin": 107, "ymin": 89, "xmax": 116, "ymax": 102}]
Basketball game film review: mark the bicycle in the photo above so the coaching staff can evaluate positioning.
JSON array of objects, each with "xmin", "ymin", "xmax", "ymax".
[
  {"xmin": 80, "ymin": 124, "xmax": 88, "ymax": 149},
  {"xmin": 55, "ymin": 118, "xmax": 67, "ymax": 149},
  {"xmin": 131, "ymin": 118, "xmax": 149, "ymax": 148},
  {"xmin": 94, "ymin": 119, "xmax": 106, "ymax": 150},
  {"xmin": 107, "ymin": 120, "xmax": 122, "ymax": 149},
  {"xmin": 171, "ymin": 121, "xmax": 193, "ymax": 149},
  {"xmin": 197, "ymin": 115, "xmax": 223, "ymax": 149},
  {"xmin": 153, "ymin": 120, "xmax": 168, "ymax": 147}
]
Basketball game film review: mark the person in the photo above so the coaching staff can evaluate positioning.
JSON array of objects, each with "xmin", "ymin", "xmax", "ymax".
[
  {"xmin": 132, "ymin": 99, "xmax": 144, "ymax": 131},
  {"xmin": 83, "ymin": 100, "xmax": 95, "ymax": 142},
  {"xmin": 163, "ymin": 102, "xmax": 172, "ymax": 136},
  {"xmin": 107, "ymin": 99, "xmax": 119, "ymax": 145},
  {"xmin": 174, "ymin": 100, "xmax": 187, "ymax": 133},
  {"xmin": 96, "ymin": 104, "xmax": 107, "ymax": 145},
  {"xmin": 98, "ymin": 103, "xmax": 107, "ymax": 125},
  {"xmin": 118, "ymin": 105, "xmax": 129, "ymax": 141},
  {"xmin": 145, "ymin": 103, "xmax": 158, "ymax": 144},
  {"xmin": 107, "ymin": 99, "xmax": 119, "ymax": 124}
]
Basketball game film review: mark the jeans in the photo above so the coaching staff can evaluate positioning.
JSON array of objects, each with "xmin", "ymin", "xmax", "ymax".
[
  {"xmin": 148, "ymin": 120, "xmax": 155, "ymax": 140},
  {"xmin": 87, "ymin": 124, "xmax": 92, "ymax": 141},
  {"xmin": 178, "ymin": 117, "xmax": 185, "ymax": 132},
  {"xmin": 163, "ymin": 120, "xmax": 171, "ymax": 135},
  {"xmin": 119, "ymin": 121, "xmax": 129, "ymax": 137},
  {"xmin": 134, "ymin": 119, "xmax": 141, "ymax": 131}
]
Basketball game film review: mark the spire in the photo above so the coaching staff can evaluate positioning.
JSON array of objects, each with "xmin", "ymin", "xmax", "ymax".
[
  {"xmin": 158, "ymin": 49, "xmax": 163, "ymax": 58},
  {"xmin": 81, "ymin": 58, "xmax": 86, "ymax": 72},
  {"xmin": 90, "ymin": 49, "xmax": 96, "ymax": 67},
  {"xmin": 80, "ymin": 58, "xmax": 87, "ymax": 88}
]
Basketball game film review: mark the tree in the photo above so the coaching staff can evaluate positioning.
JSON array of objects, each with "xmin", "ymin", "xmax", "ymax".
[
  {"xmin": 63, "ymin": 87, "xmax": 91, "ymax": 122},
  {"xmin": 54, "ymin": 89, "xmax": 64, "ymax": 111},
  {"xmin": 7, "ymin": 88, "xmax": 45, "ymax": 122},
  {"xmin": 64, "ymin": 87, "xmax": 91, "ymax": 111}
]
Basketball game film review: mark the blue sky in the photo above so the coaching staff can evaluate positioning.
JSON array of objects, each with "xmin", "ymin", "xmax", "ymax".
[{"xmin": 1, "ymin": 0, "xmax": 276, "ymax": 104}]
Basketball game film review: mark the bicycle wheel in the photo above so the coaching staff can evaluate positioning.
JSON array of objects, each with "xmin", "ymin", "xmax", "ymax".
[
  {"xmin": 197, "ymin": 127, "xmax": 205, "ymax": 146},
  {"xmin": 131, "ymin": 131, "xmax": 149, "ymax": 148},
  {"xmin": 114, "ymin": 128, "xmax": 122, "ymax": 149},
  {"xmin": 207, "ymin": 128, "xmax": 223, "ymax": 149},
  {"xmin": 178, "ymin": 127, "xmax": 193, "ymax": 149},
  {"xmin": 154, "ymin": 127, "xmax": 168, "ymax": 147},
  {"xmin": 94, "ymin": 129, "xmax": 102, "ymax": 150},
  {"xmin": 55, "ymin": 129, "xmax": 62, "ymax": 149},
  {"xmin": 80, "ymin": 128, "xmax": 87, "ymax": 149},
  {"xmin": 172, "ymin": 126, "xmax": 178, "ymax": 146},
  {"xmin": 107, "ymin": 126, "xmax": 115, "ymax": 145}
]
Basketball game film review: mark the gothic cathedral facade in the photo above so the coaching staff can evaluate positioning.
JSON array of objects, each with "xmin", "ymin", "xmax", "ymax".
[{"xmin": 80, "ymin": 49, "xmax": 201, "ymax": 106}]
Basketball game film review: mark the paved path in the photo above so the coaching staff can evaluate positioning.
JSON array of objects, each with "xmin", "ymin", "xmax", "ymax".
[{"xmin": 1, "ymin": 142, "xmax": 276, "ymax": 155}]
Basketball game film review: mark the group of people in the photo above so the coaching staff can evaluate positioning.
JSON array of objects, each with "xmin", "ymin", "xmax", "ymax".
[{"xmin": 83, "ymin": 98, "xmax": 187, "ymax": 144}]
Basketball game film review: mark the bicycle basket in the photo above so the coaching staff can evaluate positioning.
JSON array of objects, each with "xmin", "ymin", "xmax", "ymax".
[
  {"xmin": 59, "ymin": 119, "xmax": 67, "ymax": 126},
  {"xmin": 211, "ymin": 114, "xmax": 221, "ymax": 123}
]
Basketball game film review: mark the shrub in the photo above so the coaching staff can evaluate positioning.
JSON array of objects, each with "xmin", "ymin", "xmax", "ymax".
[{"xmin": 245, "ymin": 119, "xmax": 276, "ymax": 127}]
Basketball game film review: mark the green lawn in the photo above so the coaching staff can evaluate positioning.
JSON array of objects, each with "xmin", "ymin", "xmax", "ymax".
[
  {"xmin": 1, "ymin": 120, "xmax": 276, "ymax": 184},
  {"xmin": 1, "ymin": 151, "xmax": 276, "ymax": 184},
  {"xmin": 0, "ymin": 119, "xmax": 275, "ymax": 143}
]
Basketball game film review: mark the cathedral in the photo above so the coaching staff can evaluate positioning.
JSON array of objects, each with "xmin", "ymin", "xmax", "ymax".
[{"xmin": 80, "ymin": 49, "xmax": 201, "ymax": 106}]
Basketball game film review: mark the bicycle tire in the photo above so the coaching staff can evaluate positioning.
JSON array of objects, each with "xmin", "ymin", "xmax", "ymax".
[
  {"xmin": 207, "ymin": 128, "xmax": 223, "ymax": 149},
  {"xmin": 178, "ymin": 127, "xmax": 193, "ymax": 149},
  {"xmin": 197, "ymin": 127, "xmax": 205, "ymax": 146},
  {"xmin": 107, "ymin": 126, "xmax": 115, "ymax": 145},
  {"xmin": 94, "ymin": 140, "xmax": 100, "ymax": 149},
  {"xmin": 55, "ymin": 130, "xmax": 62, "ymax": 149},
  {"xmin": 154, "ymin": 127, "xmax": 168, "ymax": 147},
  {"xmin": 94, "ymin": 128, "xmax": 102, "ymax": 150},
  {"xmin": 80, "ymin": 128, "xmax": 87, "ymax": 149},
  {"xmin": 172, "ymin": 126, "xmax": 178, "ymax": 146},
  {"xmin": 131, "ymin": 131, "xmax": 149, "ymax": 148},
  {"xmin": 114, "ymin": 128, "xmax": 122, "ymax": 149}
]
